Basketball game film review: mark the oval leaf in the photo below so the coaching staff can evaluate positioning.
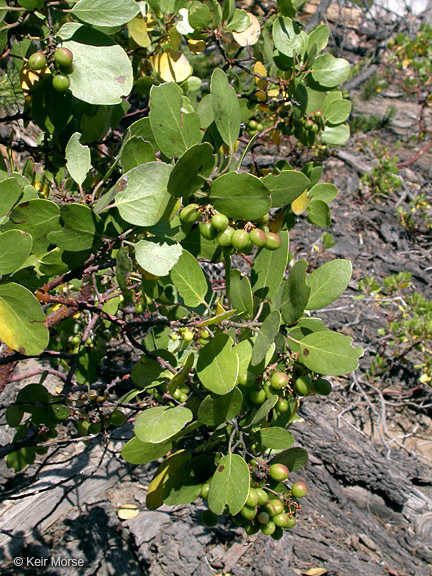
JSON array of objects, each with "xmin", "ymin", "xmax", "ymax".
[
  {"xmin": 210, "ymin": 69, "xmax": 241, "ymax": 149},
  {"xmin": 198, "ymin": 387, "xmax": 243, "ymax": 427},
  {"xmin": 114, "ymin": 162, "xmax": 173, "ymax": 227},
  {"xmin": 65, "ymin": 131, "xmax": 91, "ymax": 187},
  {"xmin": 229, "ymin": 269, "xmax": 253, "ymax": 319},
  {"xmin": 251, "ymin": 230, "xmax": 289, "ymax": 302},
  {"xmin": 299, "ymin": 331, "xmax": 363, "ymax": 376},
  {"xmin": 0, "ymin": 230, "xmax": 32, "ymax": 275},
  {"xmin": 121, "ymin": 437, "xmax": 172, "ymax": 464},
  {"xmin": 71, "ymin": 0, "xmax": 139, "ymax": 26},
  {"xmin": 311, "ymin": 54, "xmax": 350, "ymax": 88},
  {"xmin": 210, "ymin": 172, "xmax": 270, "ymax": 221},
  {"xmin": 170, "ymin": 250, "xmax": 208, "ymax": 307},
  {"xmin": 251, "ymin": 310, "xmax": 280, "ymax": 367},
  {"xmin": 263, "ymin": 170, "xmax": 310, "ymax": 208},
  {"xmin": 135, "ymin": 237, "xmax": 183, "ymax": 277},
  {"xmin": 60, "ymin": 23, "xmax": 133, "ymax": 105},
  {"xmin": 167, "ymin": 143, "xmax": 216, "ymax": 199},
  {"xmin": 208, "ymin": 453, "xmax": 249, "ymax": 515},
  {"xmin": 306, "ymin": 259, "xmax": 352, "ymax": 310},
  {"xmin": 196, "ymin": 333, "xmax": 239, "ymax": 395},
  {"xmin": 134, "ymin": 406, "xmax": 193, "ymax": 444},
  {"xmin": 0, "ymin": 283, "xmax": 49, "ymax": 355},
  {"xmin": 258, "ymin": 427, "xmax": 294, "ymax": 450}
]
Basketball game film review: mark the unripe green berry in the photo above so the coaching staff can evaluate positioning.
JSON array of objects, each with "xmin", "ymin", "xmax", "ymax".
[
  {"xmin": 200, "ymin": 482, "xmax": 210, "ymax": 499},
  {"xmin": 28, "ymin": 51, "xmax": 46, "ymax": 70},
  {"xmin": 201, "ymin": 509, "xmax": 218, "ymax": 527},
  {"xmin": 261, "ymin": 520, "xmax": 276, "ymax": 535},
  {"xmin": 265, "ymin": 232, "xmax": 282, "ymax": 251},
  {"xmin": 249, "ymin": 388, "xmax": 267, "ymax": 405},
  {"xmin": 180, "ymin": 203, "xmax": 200, "ymax": 223},
  {"xmin": 240, "ymin": 505, "xmax": 257, "ymax": 521},
  {"xmin": 54, "ymin": 47, "xmax": 73, "ymax": 68},
  {"xmin": 246, "ymin": 488, "xmax": 259, "ymax": 507},
  {"xmin": 211, "ymin": 213, "xmax": 229, "ymax": 231},
  {"xmin": 182, "ymin": 329, "xmax": 194, "ymax": 342},
  {"xmin": 257, "ymin": 511, "xmax": 270, "ymax": 524},
  {"xmin": 249, "ymin": 228, "xmax": 267, "ymax": 247},
  {"xmin": 270, "ymin": 371, "xmax": 289, "ymax": 390},
  {"xmin": 231, "ymin": 229, "xmax": 250, "ymax": 251},
  {"xmin": 291, "ymin": 481, "xmax": 309, "ymax": 498},
  {"xmin": 269, "ymin": 463, "xmax": 289, "ymax": 482},
  {"xmin": 237, "ymin": 371, "xmax": 255, "ymax": 387},
  {"xmin": 216, "ymin": 226, "xmax": 234, "ymax": 247},
  {"xmin": 256, "ymin": 488, "xmax": 269, "ymax": 505},
  {"xmin": 52, "ymin": 74, "xmax": 70, "ymax": 92},
  {"xmin": 276, "ymin": 398, "xmax": 289, "ymax": 413},
  {"xmin": 199, "ymin": 221, "xmax": 217, "ymax": 240},
  {"xmin": 314, "ymin": 378, "xmax": 332, "ymax": 396},
  {"xmin": 294, "ymin": 375, "xmax": 313, "ymax": 396}
]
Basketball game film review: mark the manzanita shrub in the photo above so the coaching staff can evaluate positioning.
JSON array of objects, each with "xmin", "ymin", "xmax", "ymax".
[{"xmin": 0, "ymin": 0, "xmax": 363, "ymax": 539}]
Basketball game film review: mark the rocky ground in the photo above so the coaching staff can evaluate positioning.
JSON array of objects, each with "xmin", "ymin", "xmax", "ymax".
[{"xmin": 1, "ymin": 4, "xmax": 432, "ymax": 576}]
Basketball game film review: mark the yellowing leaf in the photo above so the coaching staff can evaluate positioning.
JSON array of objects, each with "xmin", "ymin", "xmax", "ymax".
[
  {"xmin": 20, "ymin": 65, "xmax": 50, "ymax": 96},
  {"xmin": 127, "ymin": 16, "xmax": 150, "ymax": 47},
  {"xmin": 216, "ymin": 299, "xmax": 225, "ymax": 316},
  {"xmin": 117, "ymin": 504, "xmax": 139, "ymax": 520},
  {"xmin": 188, "ymin": 39, "xmax": 206, "ymax": 54},
  {"xmin": 302, "ymin": 568, "xmax": 328, "ymax": 576},
  {"xmin": 152, "ymin": 51, "xmax": 192, "ymax": 83},
  {"xmin": 146, "ymin": 450, "xmax": 190, "ymax": 510},
  {"xmin": 232, "ymin": 13, "xmax": 260, "ymax": 46},
  {"xmin": 292, "ymin": 190, "xmax": 311, "ymax": 215},
  {"xmin": 254, "ymin": 61, "xmax": 267, "ymax": 91}
]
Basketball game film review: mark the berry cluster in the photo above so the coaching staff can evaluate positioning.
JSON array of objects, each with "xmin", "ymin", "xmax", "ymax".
[
  {"xmin": 200, "ymin": 462, "xmax": 309, "ymax": 538},
  {"xmin": 27, "ymin": 46, "xmax": 74, "ymax": 92},
  {"xmin": 180, "ymin": 204, "xmax": 281, "ymax": 253}
]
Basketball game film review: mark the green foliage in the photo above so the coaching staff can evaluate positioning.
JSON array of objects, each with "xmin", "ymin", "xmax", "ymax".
[
  {"xmin": 358, "ymin": 272, "xmax": 432, "ymax": 385},
  {"xmin": 0, "ymin": 0, "xmax": 363, "ymax": 539},
  {"xmin": 360, "ymin": 139, "xmax": 402, "ymax": 197}
]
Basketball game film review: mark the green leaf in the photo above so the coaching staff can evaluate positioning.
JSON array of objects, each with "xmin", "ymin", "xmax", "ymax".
[
  {"xmin": 258, "ymin": 427, "xmax": 294, "ymax": 450},
  {"xmin": 210, "ymin": 69, "xmax": 241, "ymax": 149},
  {"xmin": 306, "ymin": 259, "xmax": 352, "ymax": 310},
  {"xmin": 198, "ymin": 387, "xmax": 243, "ymax": 426},
  {"xmin": 163, "ymin": 456, "xmax": 211, "ymax": 505},
  {"xmin": 222, "ymin": 0, "xmax": 235, "ymax": 21},
  {"xmin": 0, "ymin": 177, "xmax": 25, "ymax": 224},
  {"xmin": 308, "ymin": 183, "xmax": 338, "ymax": 203},
  {"xmin": 210, "ymin": 172, "xmax": 270, "ymax": 221},
  {"xmin": 251, "ymin": 311, "xmax": 280, "ymax": 367},
  {"xmin": 196, "ymin": 333, "xmax": 239, "ymax": 395},
  {"xmin": 208, "ymin": 453, "xmax": 249, "ymax": 515},
  {"xmin": 189, "ymin": 2, "xmax": 212, "ymax": 29},
  {"xmin": 272, "ymin": 17, "xmax": 304, "ymax": 58},
  {"xmin": 0, "ymin": 283, "xmax": 49, "ymax": 355},
  {"xmin": 114, "ymin": 162, "xmax": 173, "ymax": 226},
  {"xmin": 277, "ymin": 0, "xmax": 296, "ymax": 18},
  {"xmin": 4, "ymin": 199, "xmax": 61, "ymax": 254},
  {"xmin": 116, "ymin": 247, "xmax": 132, "ymax": 302},
  {"xmin": 308, "ymin": 24, "xmax": 329, "ymax": 54},
  {"xmin": 72, "ymin": 0, "xmax": 140, "ymax": 26},
  {"xmin": 48, "ymin": 204, "xmax": 102, "ymax": 251},
  {"xmin": 170, "ymin": 250, "xmax": 208, "ymax": 307},
  {"xmin": 229, "ymin": 269, "xmax": 253, "ymax": 319},
  {"xmin": 135, "ymin": 237, "xmax": 183, "ymax": 277},
  {"xmin": 149, "ymin": 82, "xmax": 202, "ymax": 159},
  {"xmin": 0, "ymin": 230, "xmax": 32, "ymax": 275},
  {"xmin": 322, "ymin": 90, "xmax": 342, "ymax": 114},
  {"xmin": 31, "ymin": 77, "xmax": 73, "ymax": 134},
  {"xmin": 131, "ymin": 359, "xmax": 166, "ymax": 388},
  {"xmin": 299, "ymin": 331, "xmax": 363, "ymax": 376},
  {"xmin": 311, "ymin": 54, "xmax": 350, "ymax": 88},
  {"xmin": 168, "ymin": 353, "xmax": 194, "ymax": 394},
  {"xmin": 65, "ymin": 132, "xmax": 91, "ymax": 187},
  {"xmin": 251, "ymin": 230, "xmax": 289, "ymax": 301},
  {"xmin": 121, "ymin": 437, "xmax": 172, "ymax": 464},
  {"xmin": 195, "ymin": 309, "xmax": 236, "ymax": 327},
  {"xmin": 197, "ymin": 93, "xmax": 214, "ymax": 129},
  {"xmin": 275, "ymin": 259, "xmax": 310, "ymax": 324},
  {"xmin": 270, "ymin": 447, "xmax": 308, "ymax": 471},
  {"xmin": 302, "ymin": 161, "xmax": 322, "ymax": 187},
  {"xmin": 134, "ymin": 405, "xmax": 193, "ymax": 444},
  {"xmin": 324, "ymin": 99, "xmax": 352, "ymax": 125},
  {"xmin": 59, "ymin": 23, "xmax": 133, "ymax": 105},
  {"xmin": 306, "ymin": 198, "xmax": 330, "ymax": 228},
  {"xmin": 168, "ymin": 143, "xmax": 216, "ymax": 199},
  {"xmin": 263, "ymin": 170, "xmax": 310, "ymax": 208},
  {"xmin": 225, "ymin": 9, "xmax": 249, "ymax": 32},
  {"xmin": 321, "ymin": 124, "xmax": 350, "ymax": 145},
  {"xmin": 233, "ymin": 339, "xmax": 253, "ymax": 375},
  {"xmin": 287, "ymin": 317, "xmax": 328, "ymax": 354},
  {"xmin": 248, "ymin": 395, "xmax": 278, "ymax": 427},
  {"xmin": 120, "ymin": 137, "xmax": 156, "ymax": 171}
]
